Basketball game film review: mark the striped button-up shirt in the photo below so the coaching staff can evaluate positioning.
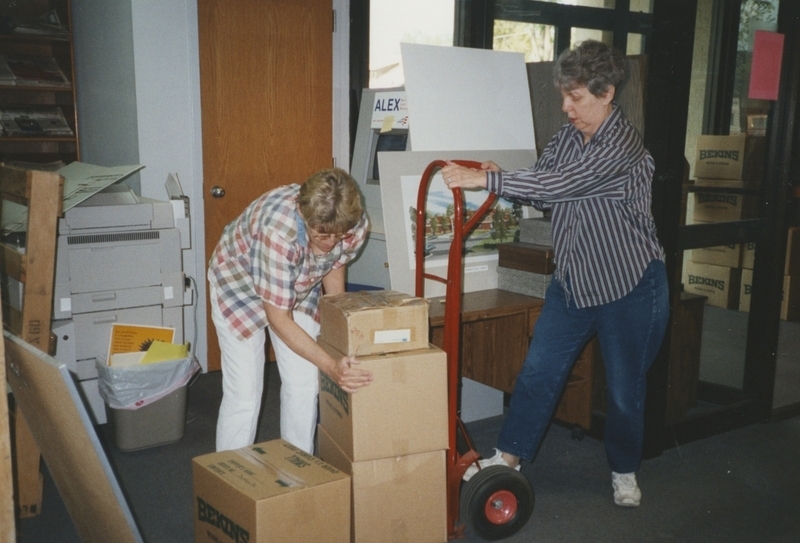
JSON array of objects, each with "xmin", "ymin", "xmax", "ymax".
[
  {"xmin": 487, "ymin": 104, "xmax": 665, "ymax": 308},
  {"xmin": 208, "ymin": 183, "xmax": 368, "ymax": 340}
]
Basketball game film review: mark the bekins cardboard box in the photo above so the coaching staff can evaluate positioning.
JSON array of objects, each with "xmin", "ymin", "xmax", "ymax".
[
  {"xmin": 739, "ymin": 269, "xmax": 800, "ymax": 321},
  {"xmin": 317, "ymin": 425, "xmax": 447, "ymax": 543},
  {"xmin": 318, "ymin": 341, "xmax": 448, "ymax": 462},
  {"xmin": 684, "ymin": 261, "xmax": 741, "ymax": 309},
  {"xmin": 695, "ymin": 134, "xmax": 746, "ymax": 180},
  {"xmin": 689, "ymin": 222, "xmax": 741, "ymax": 268},
  {"xmin": 785, "ymin": 227, "xmax": 800, "ymax": 277},
  {"xmin": 319, "ymin": 290, "xmax": 429, "ymax": 356},
  {"xmin": 691, "ymin": 179, "xmax": 757, "ymax": 222},
  {"xmin": 193, "ymin": 440, "xmax": 350, "ymax": 543},
  {"xmin": 741, "ymin": 228, "xmax": 799, "ymax": 274},
  {"xmin": 741, "ymin": 241, "xmax": 756, "ymax": 270}
]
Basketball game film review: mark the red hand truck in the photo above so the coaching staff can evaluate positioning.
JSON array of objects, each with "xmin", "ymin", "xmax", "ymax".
[{"xmin": 414, "ymin": 160, "xmax": 535, "ymax": 541}]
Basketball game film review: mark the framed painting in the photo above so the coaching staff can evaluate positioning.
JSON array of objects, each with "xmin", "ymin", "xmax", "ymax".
[{"xmin": 378, "ymin": 149, "xmax": 538, "ymax": 298}]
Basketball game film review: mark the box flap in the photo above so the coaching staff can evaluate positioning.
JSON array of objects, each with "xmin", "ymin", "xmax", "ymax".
[
  {"xmin": 193, "ymin": 439, "xmax": 348, "ymax": 501},
  {"xmin": 322, "ymin": 290, "xmax": 427, "ymax": 315}
]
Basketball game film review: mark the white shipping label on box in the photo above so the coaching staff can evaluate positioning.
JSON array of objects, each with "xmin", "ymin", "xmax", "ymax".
[{"xmin": 373, "ymin": 328, "xmax": 410, "ymax": 344}]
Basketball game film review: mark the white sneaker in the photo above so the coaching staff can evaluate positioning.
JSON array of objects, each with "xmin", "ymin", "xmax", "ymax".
[
  {"xmin": 463, "ymin": 449, "xmax": 521, "ymax": 482},
  {"xmin": 612, "ymin": 472, "xmax": 641, "ymax": 507}
]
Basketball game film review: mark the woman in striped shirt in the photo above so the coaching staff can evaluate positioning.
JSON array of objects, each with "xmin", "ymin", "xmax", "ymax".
[{"xmin": 442, "ymin": 40, "xmax": 669, "ymax": 507}]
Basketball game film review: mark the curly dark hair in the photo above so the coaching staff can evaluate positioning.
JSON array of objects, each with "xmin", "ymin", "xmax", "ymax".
[{"xmin": 553, "ymin": 40, "xmax": 626, "ymax": 98}]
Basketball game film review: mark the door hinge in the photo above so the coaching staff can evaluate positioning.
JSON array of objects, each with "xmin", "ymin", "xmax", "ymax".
[{"xmin": 333, "ymin": 9, "xmax": 336, "ymax": 33}]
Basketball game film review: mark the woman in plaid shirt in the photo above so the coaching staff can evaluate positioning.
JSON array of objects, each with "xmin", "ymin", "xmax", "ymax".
[{"xmin": 208, "ymin": 168, "xmax": 373, "ymax": 453}]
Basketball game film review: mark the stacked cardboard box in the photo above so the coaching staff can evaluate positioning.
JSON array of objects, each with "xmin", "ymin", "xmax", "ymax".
[
  {"xmin": 739, "ymin": 227, "xmax": 800, "ymax": 321},
  {"xmin": 317, "ymin": 290, "xmax": 448, "ymax": 543},
  {"xmin": 496, "ymin": 217, "xmax": 554, "ymax": 299},
  {"xmin": 192, "ymin": 440, "xmax": 350, "ymax": 543},
  {"xmin": 683, "ymin": 135, "xmax": 761, "ymax": 309}
]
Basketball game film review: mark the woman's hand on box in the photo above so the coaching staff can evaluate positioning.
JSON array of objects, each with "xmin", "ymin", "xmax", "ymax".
[{"xmin": 331, "ymin": 355, "xmax": 372, "ymax": 393}]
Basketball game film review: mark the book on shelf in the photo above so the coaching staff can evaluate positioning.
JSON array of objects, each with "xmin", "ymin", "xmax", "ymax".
[
  {"xmin": 0, "ymin": 54, "xmax": 70, "ymax": 87},
  {"xmin": 0, "ymin": 9, "xmax": 69, "ymax": 38},
  {"xmin": 0, "ymin": 106, "xmax": 73, "ymax": 137}
]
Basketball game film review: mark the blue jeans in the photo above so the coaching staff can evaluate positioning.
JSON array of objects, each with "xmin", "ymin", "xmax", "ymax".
[{"xmin": 497, "ymin": 259, "xmax": 669, "ymax": 473}]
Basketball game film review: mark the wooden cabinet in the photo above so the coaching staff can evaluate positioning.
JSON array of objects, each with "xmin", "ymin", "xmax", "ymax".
[
  {"xmin": 0, "ymin": 0, "xmax": 79, "ymax": 165},
  {"xmin": 429, "ymin": 289, "xmax": 595, "ymax": 430},
  {"xmin": 666, "ymin": 292, "xmax": 706, "ymax": 423}
]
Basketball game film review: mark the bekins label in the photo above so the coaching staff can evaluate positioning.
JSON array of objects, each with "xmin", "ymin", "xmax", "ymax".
[
  {"xmin": 320, "ymin": 372, "xmax": 349, "ymax": 415},
  {"xmin": 697, "ymin": 193, "xmax": 738, "ymax": 206},
  {"xmin": 699, "ymin": 149, "xmax": 740, "ymax": 161},
  {"xmin": 197, "ymin": 497, "xmax": 250, "ymax": 543},
  {"xmin": 688, "ymin": 274, "xmax": 725, "ymax": 291}
]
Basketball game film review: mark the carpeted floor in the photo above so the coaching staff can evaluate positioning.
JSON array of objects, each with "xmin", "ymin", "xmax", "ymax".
[{"xmin": 13, "ymin": 361, "xmax": 800, "ymax": 543}]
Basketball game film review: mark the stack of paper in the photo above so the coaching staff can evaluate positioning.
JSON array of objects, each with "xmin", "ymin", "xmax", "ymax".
[{"xmin": 107, "ymin": 323, "xmax": 188, "ymax": 367}]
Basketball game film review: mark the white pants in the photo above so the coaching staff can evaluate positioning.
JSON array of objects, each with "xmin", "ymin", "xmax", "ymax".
[{"xmin": 211, "ymin": 284, "xmax": 320, "ymax": 454}]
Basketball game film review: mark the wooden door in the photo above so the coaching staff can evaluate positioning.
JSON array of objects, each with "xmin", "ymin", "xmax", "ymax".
[{"xmin": 198, "ymin": 0, "xmax": 333, "ymax": 371}]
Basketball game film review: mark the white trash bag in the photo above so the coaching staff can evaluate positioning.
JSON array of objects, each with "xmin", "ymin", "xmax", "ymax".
[{"xmin": 96, "ymin": 356, "xmax": 201, "ymax": 410}]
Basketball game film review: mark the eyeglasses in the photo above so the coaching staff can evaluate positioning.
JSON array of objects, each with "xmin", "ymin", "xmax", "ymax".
[{"xmin": 309, "ymin": 229, "xmax": 354, "ymax": 242}]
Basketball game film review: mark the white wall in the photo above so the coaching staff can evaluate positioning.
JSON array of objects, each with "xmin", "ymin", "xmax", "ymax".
[
  {"xmin": 72, "ymin": 0, "xmax": 207, "ymax": 368},
  {"xmin": 71, "ymin": 0, "xmax": 140, "ymax": 191},
  {"xmin": 129, "ymin": 0, "xmax": 207, "ymax": 368},
  {"xmin": 72, "ymin": 0, "xmax": 351, "ymax": 371}
]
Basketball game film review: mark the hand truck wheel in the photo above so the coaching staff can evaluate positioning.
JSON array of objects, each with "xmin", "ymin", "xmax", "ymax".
[{"xmin": 460, "ymin": 465, "xmax": 534, "ymax": 541}]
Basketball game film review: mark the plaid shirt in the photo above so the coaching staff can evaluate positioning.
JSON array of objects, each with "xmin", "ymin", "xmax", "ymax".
[{"xmin": 208, "ymin": 183, "xmax": 368, "ymax": 340}]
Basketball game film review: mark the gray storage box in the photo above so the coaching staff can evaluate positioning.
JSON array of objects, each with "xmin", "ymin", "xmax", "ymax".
[{"xmin": 106, "ymin": 385, "xmax": 188, "ymax": 451}]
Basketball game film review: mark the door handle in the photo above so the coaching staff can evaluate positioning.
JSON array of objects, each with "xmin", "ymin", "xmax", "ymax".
[{"xmin": 211, "ymin": 186, "xmax": 226, "ymax": 198}]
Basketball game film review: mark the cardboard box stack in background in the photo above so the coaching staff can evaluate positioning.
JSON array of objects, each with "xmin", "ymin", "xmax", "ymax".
[
  {"xmin": 193, "ymin": 440, "xmax": 350, "ymax": 543},
  {"xmin": 317, "ymin": 290, "xmax": 448, "ymax": 543},
  {"xmin": 683, "ymin": 135, "xmax": 760, "ymax": 310},
  {"xmin": 739, "ymin": 227, "xmax": 800, "ymax": 321}
]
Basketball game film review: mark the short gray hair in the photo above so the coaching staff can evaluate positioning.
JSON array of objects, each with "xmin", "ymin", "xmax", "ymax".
[{"xmin": 553, "ymin": 40, "xmax": 626, "ymax": 98}]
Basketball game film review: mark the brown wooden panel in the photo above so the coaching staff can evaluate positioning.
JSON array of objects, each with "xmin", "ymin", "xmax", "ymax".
[
  {"xmin": 462, "ymin": 311, "xmax": 529, "ymax": 393},
  {"xmin": 198, "ymin": 0, "xmax": 333, "ymax": 371},
  {"xmin": 498, "ymin": 242, "xmax": 555, "ymax": 275},
  {"xmin": 0, "ymin": 305, "xmax": 14, "ymax": 541},
  {"xmin": 666, "ymin": 292, "xmax": 706, "ymax": 423},
  {"xmin": 5, "ymin": 332, "xmax": 142, "ymax": 542},
  {"xmin": 429, "ymin": 289, "xmax": 593, "ymax": 428}
]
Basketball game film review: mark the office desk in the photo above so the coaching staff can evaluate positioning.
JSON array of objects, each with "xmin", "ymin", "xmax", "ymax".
[{"xmin": 428, "ymin": 289, "xmax": 594, "ymax": 430}]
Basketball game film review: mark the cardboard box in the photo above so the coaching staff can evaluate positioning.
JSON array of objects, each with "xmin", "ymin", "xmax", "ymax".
[
  {"xmin": 740, "ymin": 269, "xmax": 800, "ymax": 321},
  {"xmin": 193, "ymin": 440, "xmax": 350, "ymax": 543},
  {"xmin": 739, "ymin": 268, "xmax": 753, "ymax": 313},
  {"xmin": 695, "ymin": 134, "xmax": 746, "ymax": 180},
  {"xmin": 689, "ymin": 222, "xmax": 741, "ymax": 268},
  {"xmin": 684, "ymin": 261, "xmax": 741, "ymax": 309},
  {"xmin": 317, "ymin": 425, "xmax": 447, "ymax": 543},
  {"xmin": 319, "ymin": 290, "xmax": 429, "ymax": 356},
  {"xmin": 691, "ymin": 179, "xmax": 757, "ymax": 222},
  {"xmin": 318, "ymin": 341, "xmax": 448, "ymax": 461},
  {"xmin": 741, "ymin": 229, "xmax": 799, "ymax": 274},
  {"xmin": 784, "ymin": 275, "xmax": 800, "ymax": 321},
  {"xmin": 741, "ymin": 241, "xmax": 756, "ymax": 269},
  {"xmin": 786, "ymin": 227, "xmax": 800, "ymax": 276}
]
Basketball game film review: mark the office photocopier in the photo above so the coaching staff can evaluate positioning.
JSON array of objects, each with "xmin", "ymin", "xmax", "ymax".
[{"xmin": 52, "ymin": 184, "xmax": 191, "ymax": 424}]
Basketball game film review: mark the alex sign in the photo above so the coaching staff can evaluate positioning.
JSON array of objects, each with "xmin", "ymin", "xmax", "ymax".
[{"xmin": 371, "ymin": 91, "xmax": 408, "ymax": 131}]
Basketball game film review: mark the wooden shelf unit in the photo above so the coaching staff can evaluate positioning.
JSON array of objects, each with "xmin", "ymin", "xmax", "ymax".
[{"xmin": 0, "ymin": 0, "xmax": 79, "ymax": 165}]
